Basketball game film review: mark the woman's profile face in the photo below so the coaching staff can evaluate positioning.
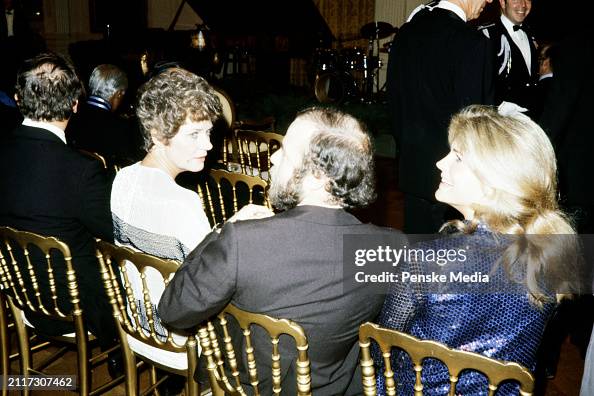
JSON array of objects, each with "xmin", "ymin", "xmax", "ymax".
[
  {"xmin": 161, "ymin": 119, "xmax": 213, "ymax": 174},
  {"xmin": 435, "ymin": 145, "xmax": 486, "ymax": 220}
]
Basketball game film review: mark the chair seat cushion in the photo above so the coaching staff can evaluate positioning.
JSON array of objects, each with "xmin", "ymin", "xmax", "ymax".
[{"xmin": 127, "ymin": 333, "xmax": 199, "ymax": 370}]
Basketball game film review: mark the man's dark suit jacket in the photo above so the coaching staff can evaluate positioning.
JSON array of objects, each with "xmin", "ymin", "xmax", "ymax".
[
  {"xmin": 66, "ymin": 103, "xmax": 144, "ymax": 167},
  {"xmin": 159, "ymin": 206, "xmax": 404, "ymax": 395},
  {"xmin": 0, "ymin": 124, "xmax": 118, "ymax": 347},
  {"xmin": 387, "ymin": 7, "xmax": 494, "ymax": 202},
  {"xmin": 481, "ymin": 19, "xmax": 538, "ymax": 108},
  {"xmin": 539, "ymin": 28, "xmax": 594, "ymax": 229}
]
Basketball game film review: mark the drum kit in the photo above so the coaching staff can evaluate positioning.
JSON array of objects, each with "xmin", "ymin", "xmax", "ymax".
[{"xmin": 313, "ymin": 21, "xmax": 397, "ymax": 104}]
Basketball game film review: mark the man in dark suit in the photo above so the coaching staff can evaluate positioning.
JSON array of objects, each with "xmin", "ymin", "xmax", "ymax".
[
  {"xmin": 159, "ymin": 107, "xmax": 404, "ymax": 395},
  {"xmin": 536, "ymin": 24, "xmax": 594, "ymax": 384},
  {"xmin": 0, "ymin": 53, "xmax": 118, "ymax": 351},
  {"xmin": 67, "ymin": 64, "xmax": 144, "ymax": 166},
  {"xmin": 539, "ymin": 29, "xmax": 594, "ymax": 232},
  {"xmin": 0, "ymin": 0, "xmax": 26, "ymax": 39},
  {"xmin": 529, "ymin": 41, "xmax": 555, "ymax": 119},
  {"xmin": 480, "ymin": 0, "xmax": 538, "ymax": 108},
  {"xmin": 387, "ymin": 0, "xmax": 495, "ymax": 233}
]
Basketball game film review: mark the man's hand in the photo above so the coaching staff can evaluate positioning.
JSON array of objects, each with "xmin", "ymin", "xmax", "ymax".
[{"xmin": 226, "ymin": 204, "xmax": 275, "ymax": 223}]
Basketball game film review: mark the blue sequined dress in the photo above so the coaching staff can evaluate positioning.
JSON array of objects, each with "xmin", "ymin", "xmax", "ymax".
[{"xmin": 375, "ymin": 225, "xmax": 555, "ymax": 395}]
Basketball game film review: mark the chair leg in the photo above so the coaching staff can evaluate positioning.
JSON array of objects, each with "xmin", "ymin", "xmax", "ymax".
[
  {"xmin": 13, "ymin": 321, "xmax": 31, "ymax": 396},
  {"xmin": 187, "ymin": 373, "xmax": 200, "ymax": 396},
  {"xmin": 0, "ymin": 299, "xmax": 9, "ymax": 396},
  {"xmin": 76, "ymin": 335, "xmax": 90, "ymax": 396},
  {"xmin": 124, "ymin": 353, "xmax": 138, "ymax": 396},
  {"xmin": 149, "ymin": 366, "xmax": 159, "ymax": 396}
]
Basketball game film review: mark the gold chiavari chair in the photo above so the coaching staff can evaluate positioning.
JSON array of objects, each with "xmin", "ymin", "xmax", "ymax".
[
  {"xmin": 211, "ymin": 85, "xmax": 277, "ymax": 171},
  {"xmin": 197, "ymin": 168, "xmax": 270, "ymax": 227},
  {"xmin": 358, "ymin": 322, "xmax": 535, "ymax": 396},
  {"xmin": 234, "ymin": 129, "xmax": 283, "ymax": 182},
  {"xmin": 95, "ymin": 240, "xmax": 206, "ymax": 396},
  {"xmin": 0, "ymin": 226, "xmax": 124, "ymax": 396},
  {"xmin": 0, "ymin": 267, "xmax": 54, "ymax": 396},
  {"xmin": 198, "ymin": 304, "xmax": 312, "ymax": 396}
]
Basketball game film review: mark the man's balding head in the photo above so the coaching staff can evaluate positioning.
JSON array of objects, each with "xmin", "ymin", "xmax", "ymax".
[
  {"xmin": 269, "ymin": 107, "xmax": 376, "ymax": 210},
  {"xmin": 15, "ymin": 52, "xmax": 83, "ymax": 122}
]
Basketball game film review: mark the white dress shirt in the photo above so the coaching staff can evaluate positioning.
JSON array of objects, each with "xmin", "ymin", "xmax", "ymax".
[
  {"xmin": 22, "ymin": 118, "xmax": 67, "ymax": 144},
  {"xmin": 500, "ymin": 14, "xmax": 532, "ymax": 74},
  {"xmin": 407, "ymin": 0, "xmax": 467, "ymax": 22},
  {"xmin": 436, "ymin": 1, "xmax": 467, "ymax": 22},
  {"xmin": 5, "ymin": 9, "xmax": 14, "ymax": 37}
]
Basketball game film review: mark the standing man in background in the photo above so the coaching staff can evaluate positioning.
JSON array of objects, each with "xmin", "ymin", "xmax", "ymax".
[
  {"xmin": 387, "ymin": 0, "xmax": 494, "ymax": 233},
  {"xmin": 480, "ymin": 0, "xmax": 537, "ymax": 108}
]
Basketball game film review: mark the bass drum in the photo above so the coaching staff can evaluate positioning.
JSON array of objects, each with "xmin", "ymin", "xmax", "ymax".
[{"xmin": 314, "ymin": 72, "xmax": 359, "ymax": 104}]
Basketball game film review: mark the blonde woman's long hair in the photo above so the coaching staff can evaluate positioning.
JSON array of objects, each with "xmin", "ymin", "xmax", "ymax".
[{"xmin": 444, "ymin": 105, "xmax": 578, "ymax": 305}]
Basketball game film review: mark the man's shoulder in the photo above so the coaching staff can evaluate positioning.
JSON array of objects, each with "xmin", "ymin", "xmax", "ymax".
[
  {"xmin": 227, "ymin": 207, "xmax": 403, "ymax": 239},
  {"xmin": 8, "ymin": 125, "xmax": 104, "ymax": 167},
  {"xmin": 478, "ymin": 19, "xmax": 506, "ymax": 40}
]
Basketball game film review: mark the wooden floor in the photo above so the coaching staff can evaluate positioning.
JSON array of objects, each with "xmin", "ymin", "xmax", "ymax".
[{"xmin": 3, "ymin": 156, "xmax": 586, "ymax": 395}]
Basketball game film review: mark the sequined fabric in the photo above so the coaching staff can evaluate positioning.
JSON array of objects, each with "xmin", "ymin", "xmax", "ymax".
[{"xmin": 374, "ymin": 226, "xmax": 555, "ymax": 395}]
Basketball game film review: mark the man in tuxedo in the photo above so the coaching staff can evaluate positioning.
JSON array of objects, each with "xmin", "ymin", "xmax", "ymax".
[
  {"xmin": 159, "ymin": 107, "xmax": 404, "ymax": 395},
  {"xmin": 480, "ymin": 0, "xmax": 537, "ymax": 107},
  {"xmin": 536, "ymin": 24, "xmax": 594, "ymax": 385},
  {"xmin": 0, "ymin": 0, "xmax": 26, "ymax": 39},
  {"xmin": 386, "ymin": 0, "xmax": 494, "ymax": 233},
  {"xmin": 529, "ymin": 42, "xmax": 555, "ymax": 119},
  {"xmin": 0, "ymin": 53, "xmax": 118, "ymax": 352},
  {"xmin": 67, "ymin": 64, "xmax": 143, "ymax": 166}
]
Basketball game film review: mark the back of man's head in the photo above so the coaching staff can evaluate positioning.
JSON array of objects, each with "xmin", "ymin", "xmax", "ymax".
[
  {"xmin": 296, "ymin": 107, "xmax": 376, "ymax": 209},
  {"xmin": 15, "ymin": 52, "xmax": 83, "ymax": 122},
  {"xmin": 89, "ymin": 64, "xmax": 128, "ymax": 102}
]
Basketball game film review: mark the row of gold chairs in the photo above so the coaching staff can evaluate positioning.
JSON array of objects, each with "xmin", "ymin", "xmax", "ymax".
[
  {"xmin": 0, "ymin": 226, "xmax": 536, "ymax": 395},
  {"xmin": 213, "ymin": 86, "xmax": 283, "ymax": 183}
]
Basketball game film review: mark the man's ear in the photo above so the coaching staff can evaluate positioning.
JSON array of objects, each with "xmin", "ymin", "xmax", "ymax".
[
  {"xmin": 13, "ymin": 93, "xmax": 18, "ymax": 104},
  {"xmin": 72, "ymin": 99, "xmax": 78, "ymax": 114}
]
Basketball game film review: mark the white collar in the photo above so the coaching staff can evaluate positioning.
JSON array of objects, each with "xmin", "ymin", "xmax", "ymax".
[
  {"xmin": 22, "ymin": 118, "xmax": 67, "ymax": 144},
  {"xmin": 500, "ymin": 14, "xmax": 522, "ymax": 34},
  {"xmin": 436, "ymin": 1, "xmax": 467, "ymax": 22},
  {"xmin": 539, "ymin": 72, "xmax": 553, "ymax": 81}
]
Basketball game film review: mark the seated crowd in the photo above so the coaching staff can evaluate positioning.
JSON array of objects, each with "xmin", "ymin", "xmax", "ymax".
[{"xmin": 0, "ymin": 51, "xmax": 590, "ymax": 396}]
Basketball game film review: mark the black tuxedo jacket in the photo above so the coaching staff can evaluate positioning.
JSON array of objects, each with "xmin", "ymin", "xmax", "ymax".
[
  {"xmin": 0, "ymin": 6, "xmax": 28, "ymax": 39},
  {"xmin": 66, "ymin": 103, "xmax": 144, "ymax": 166},
  {"xmin": 481, "ymin": 19, "xmax": 538, "ymax": 107},
  {"xmin": 387, "ymin": 8, "xmax": 494, "ymax": 200},
  {"xmin": 159, "ymin": 206, "xmax": 405, "ymax": 395},
  {"xmin": 0, "ymin": 125, "xmax": 117, "ymax": 346}
]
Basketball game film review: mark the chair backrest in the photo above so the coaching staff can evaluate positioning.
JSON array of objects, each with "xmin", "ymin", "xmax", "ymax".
[
  {"xmin": 95, "ymin": 240, "xmax": 195, "ymax": 355},
  {"xmin": 78, "ymin": 149, "xmax": 121, "ymax": 173},
  {"xmin": 358, "ymin": 322, "xmax": 535, "ymax": 396},
  {"xmin": 234, "ymin": 129, "xmax": 283, "ymax": 182},
  {"xmin": 197, "ymin": 168, "xmax": 270, "ymax": 227},
  {"xmin": 198, "ymin": 303, "xmax": 312, "ymax": 396},
  {"xmin": 0, "ymin": 226, "xmax": 85, "ymax": 334},
  {"xmin": 213, "ymin": 86, "xmax": 236, "ymax": 129}
]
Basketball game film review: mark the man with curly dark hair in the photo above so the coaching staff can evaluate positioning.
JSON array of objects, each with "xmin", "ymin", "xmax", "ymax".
[
  {"xmin": 0, "ymin": 53, "xmax": 119, "ymax": 359},
  {"xmin": 159, "ymin": 107, "xmax": 404, "ymax": 395}
]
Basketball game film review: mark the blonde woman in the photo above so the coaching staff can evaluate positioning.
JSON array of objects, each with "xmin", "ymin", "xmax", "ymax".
[{"xmin": 375, "ymin": 105, "xmax": 579, "ymax": 395}]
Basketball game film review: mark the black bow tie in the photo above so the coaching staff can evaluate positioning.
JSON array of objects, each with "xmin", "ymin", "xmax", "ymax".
[{"xmin": 513, "ymin": 25, "xmax": 524, "ymax": 32}]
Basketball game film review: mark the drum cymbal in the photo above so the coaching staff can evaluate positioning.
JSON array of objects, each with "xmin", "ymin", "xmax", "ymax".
[{"xmin": 360, "ymin": 21, "xmax": 396, "ymax": 40}]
